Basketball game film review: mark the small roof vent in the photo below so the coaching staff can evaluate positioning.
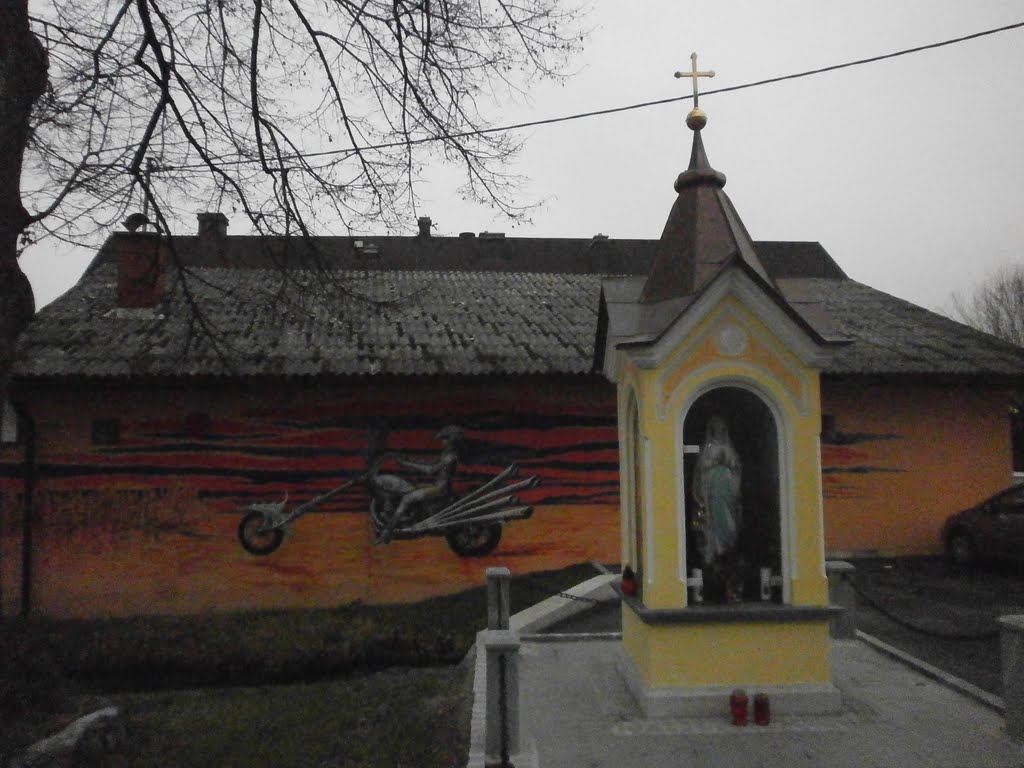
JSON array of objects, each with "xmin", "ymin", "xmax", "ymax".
[{"xmin": 459, "ymin": 232, "xmax": 476, "ymax": 239}]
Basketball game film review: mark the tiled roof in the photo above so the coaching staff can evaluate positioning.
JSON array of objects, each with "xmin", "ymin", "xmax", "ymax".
[
  {"xmin": 14, "ymin": 235, "xmax": 1024, "ymax": 380},
  {"xmin": 16, "ymin": 263, "xmax": 603, "ymax": 377},
  {"xmin": 779, "ymin": 278, "xmax": 1024, "ymax": 377}
]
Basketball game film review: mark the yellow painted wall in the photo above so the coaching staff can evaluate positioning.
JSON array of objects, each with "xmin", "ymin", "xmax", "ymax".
[
  {"xmin": 623, "ymin": 607, "xmax": 832, "ymax": 688},
  {"xmin": 822, "ymin": 379, "xmax": 1013, "ymax": 557},
  {"xmin": 619, "ymin": 296, "xmax": 829, "ymax": 610},
  {"xmin": 617, "ymin": 287, "xmax": 834, "ymax": 692}
]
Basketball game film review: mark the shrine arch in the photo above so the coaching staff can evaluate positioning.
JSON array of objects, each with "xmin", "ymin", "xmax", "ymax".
[{"xmin": 678, "ymin": 381, "xmax": 790, "ymax": 604}]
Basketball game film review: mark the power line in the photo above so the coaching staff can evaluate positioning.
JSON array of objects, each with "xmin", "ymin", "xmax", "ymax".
[
  {"xmin": 163, "ymin": 20, "xmax": 1024, "ymax": 171},
  {"xmin": 477, "ymin": 20, "xmax": 1024, "ymax": 140}
]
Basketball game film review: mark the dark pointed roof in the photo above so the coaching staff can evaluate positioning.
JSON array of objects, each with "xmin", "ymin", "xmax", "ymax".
[{"xmin": 640, "ymin": 127, "xmax": 771, "ymax": 303}]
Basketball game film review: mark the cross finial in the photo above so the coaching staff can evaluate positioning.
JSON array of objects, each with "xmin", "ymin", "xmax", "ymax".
[
  {"xmin": 674, "ymin": 52, "xmax": 715, "ymax": 130},
  {"xmin": 674, "ymin": 52, "xmax": 715, "ymax": 108}
]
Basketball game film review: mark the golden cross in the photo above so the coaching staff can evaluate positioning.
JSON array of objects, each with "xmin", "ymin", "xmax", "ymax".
[{"xmin": 674, "ymin": 52, "xmax": 715, "ymax": 108}]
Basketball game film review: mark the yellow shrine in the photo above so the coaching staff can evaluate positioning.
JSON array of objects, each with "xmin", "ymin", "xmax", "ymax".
[{"xmin": 597, "ymin": 55, "xmax": 843, "ymax": 717}]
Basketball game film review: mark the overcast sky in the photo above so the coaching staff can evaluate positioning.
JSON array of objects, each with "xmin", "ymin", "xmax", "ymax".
[{"xmin": 23, "ymin": 0, "xmax": 1024, "ymax": 315}]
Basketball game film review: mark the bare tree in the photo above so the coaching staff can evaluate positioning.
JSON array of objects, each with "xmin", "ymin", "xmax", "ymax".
[
  {"xmin": 952, "ymin": 265, "xmax": 1024, "ymax": 347},
  {"xmin": 0, "ymin": 0, "xmax": 584, "ymax": 389},
  {"xmin": 952, "ymin": 264, "xmax": 1024, "ymax": 469}
]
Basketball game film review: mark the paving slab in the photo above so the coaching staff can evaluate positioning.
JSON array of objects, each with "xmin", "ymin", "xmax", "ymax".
[{"xmin": 517, "ymin": 638, "xmax": 1024, "ymax": 768}]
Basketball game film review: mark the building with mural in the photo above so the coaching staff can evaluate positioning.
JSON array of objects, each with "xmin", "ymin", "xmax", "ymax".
[{"xmin": 3, "ymin": 165, "xmax": 1023, "ymax": 618}]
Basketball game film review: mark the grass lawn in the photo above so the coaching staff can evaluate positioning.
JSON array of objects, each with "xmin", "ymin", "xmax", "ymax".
[
  {"xmin": 2, "ymin": 562, "xmax": 599, "ymax": 766},
  {"xmin": 119, "ymin": 665, "xmax": 469, "ymax": 768}
]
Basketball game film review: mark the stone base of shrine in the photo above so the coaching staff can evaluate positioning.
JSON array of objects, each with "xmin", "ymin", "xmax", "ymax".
[
  {"xmin": 617, "ymin": 599, "xmax": 844, "ymax": 718},
  {"xmin": 615, "ymin": 643, "xmax": 842, "ymax": 717}
]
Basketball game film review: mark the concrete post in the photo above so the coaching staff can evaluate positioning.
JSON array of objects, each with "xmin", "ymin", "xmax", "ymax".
[
  {"xmin": 486, "ymin": 566, "xmax": 512, "ymax": 630},
  {"xmin": 483, "ymin": 629, "xmax": 521, "ymax": 765},
  {"xmin": 825, "ymin": 561, "xmax": 856, "ymax": 639},
  {"xmin": 1000, "ymin": 616, "xmax": 1024, "ymax": 738}
]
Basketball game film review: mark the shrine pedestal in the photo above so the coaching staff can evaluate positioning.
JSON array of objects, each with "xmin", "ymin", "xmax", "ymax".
[{"xmin": 617, "ymin": 599, "xmax": 843, "ymax": 718}]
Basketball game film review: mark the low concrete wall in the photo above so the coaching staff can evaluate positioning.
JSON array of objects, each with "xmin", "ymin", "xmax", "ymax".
[
  {"xmin": 825, "ymin": 560, "xmax": 856, "ymax": 640},
  {"xmin": 510, "ymin": 573, "xmax": 619, "ymax": 635},
  {"xmin": 1000, "ymin": 615, "xmax": 1024, "ymax": 738},
  {"xmin": 467, "ymin": 571, "xmax": 619, "ymax": 767}
]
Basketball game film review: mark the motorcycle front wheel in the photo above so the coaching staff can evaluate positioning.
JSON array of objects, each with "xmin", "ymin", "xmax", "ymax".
[
  {"xmin": 238, "ymin": 512, "xmax": 285, "ymax": 555},
  {"xmin": 445, "ymin": 523, "xmax": 502, "ymax": 557}
]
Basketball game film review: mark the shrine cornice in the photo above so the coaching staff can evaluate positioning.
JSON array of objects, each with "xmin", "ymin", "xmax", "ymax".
[{"xmin": 621, "ymin": 595, "xmax": 842, "ymax": 625}]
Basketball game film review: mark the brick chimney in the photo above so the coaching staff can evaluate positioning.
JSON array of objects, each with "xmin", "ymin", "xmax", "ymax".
[
  {"xmin": 116, "ymin": 231, "xmax": 168, "ymax": 308},
  {"xmin": 417, "ymin": 216, "xmax": 432, "ymax": 237},
  {"xmin": 197, "ymin": 212, "xmax": 228, "ymax": 240}
]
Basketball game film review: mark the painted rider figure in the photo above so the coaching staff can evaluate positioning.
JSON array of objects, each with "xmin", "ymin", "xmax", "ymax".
[{"xmin": 376, "ymin": 425, "xmax": 462, "ymax": 543}]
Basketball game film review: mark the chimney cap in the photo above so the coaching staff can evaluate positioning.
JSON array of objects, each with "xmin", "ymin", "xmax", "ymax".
[{"xmin": 197, "ymin": 211, "xmax": 229, "ymax": 238}]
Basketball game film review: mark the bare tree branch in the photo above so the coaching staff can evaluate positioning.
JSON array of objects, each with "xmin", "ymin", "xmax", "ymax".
[
  {"xmin": 1, "ymin": 0, "xmax": 585, "ymax": 395},
  {"xmin": 952, "ymin": 265, "xmax": 1024, "ymax": 348}
]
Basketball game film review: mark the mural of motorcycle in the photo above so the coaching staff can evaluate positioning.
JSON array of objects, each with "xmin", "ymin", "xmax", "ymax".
[{"xmin": 238, "ymin": 442, "xmax": 539, "ymax": 558}]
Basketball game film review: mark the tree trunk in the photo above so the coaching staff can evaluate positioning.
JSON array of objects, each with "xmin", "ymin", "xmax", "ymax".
[{"xmin": 0, "ymin": 0, "xmax": 46, "ymax": 398}]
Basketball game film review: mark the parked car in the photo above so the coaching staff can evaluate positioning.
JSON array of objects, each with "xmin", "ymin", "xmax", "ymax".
[{"xmin": 942, "ymin": 485, "xmax": 1024, "ymax": 566}]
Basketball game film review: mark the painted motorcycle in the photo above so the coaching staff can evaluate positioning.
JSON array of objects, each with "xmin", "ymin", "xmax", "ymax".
[{"xmin": 237, "ymin": 456, "xmax": 538, "ymax": 558}]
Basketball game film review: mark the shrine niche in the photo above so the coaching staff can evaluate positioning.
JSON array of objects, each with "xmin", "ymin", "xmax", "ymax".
[{"xmin": 683, "ymin": 386, "xmax": 781, "ymax": 605}]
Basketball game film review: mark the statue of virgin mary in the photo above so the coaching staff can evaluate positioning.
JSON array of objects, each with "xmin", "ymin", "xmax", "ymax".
[{"xmin": 691, "ymin": 415, "xmax": 742, "ymax": 565}]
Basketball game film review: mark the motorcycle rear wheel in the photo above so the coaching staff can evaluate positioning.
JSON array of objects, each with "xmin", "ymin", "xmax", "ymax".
[
  {"xmin": 238, "ymin": 512, "xmax": 285, "ymax": 555},
  {"xmin": 445, "ymin": 523, "xmax": 502, "ymax": 557}
]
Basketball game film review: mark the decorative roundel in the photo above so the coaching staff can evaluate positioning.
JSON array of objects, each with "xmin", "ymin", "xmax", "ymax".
[{"xmin": 715, "ymin": 323, "xmax": 748, "ymax": 356}]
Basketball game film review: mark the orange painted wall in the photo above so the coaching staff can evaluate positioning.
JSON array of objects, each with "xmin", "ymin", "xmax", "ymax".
[
  {"xmin": 0, "ymin": 377, "xmax": 620, "ymax": 618},
  {"xmin": 821, "ymin": 378, "xmax": 1014, "ymax": 557},
  {"xmin": 2, "ymin": 374, "xmax": 1015, "ymax": 617}
]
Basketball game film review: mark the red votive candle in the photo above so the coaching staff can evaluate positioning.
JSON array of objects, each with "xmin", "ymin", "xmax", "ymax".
[
  {"xmin": 729, "ymin": 689, "xmax": 749, "ymax": 726},
  {"xmin": 753, "ymin": 692, "xmax": 770, "ymax": 725},
  {"xmin": 620, "ymin": 567, "xmax": 637, "ymax": 596}
]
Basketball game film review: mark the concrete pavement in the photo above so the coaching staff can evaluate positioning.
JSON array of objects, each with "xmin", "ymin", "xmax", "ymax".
[
  {"xmin": 469, "ymin": 573, "xmax": 1024, "ymax": 768},
  {"xmin": 516, "ymin": 637, "xmax": 1021, "ymax": 768}
]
